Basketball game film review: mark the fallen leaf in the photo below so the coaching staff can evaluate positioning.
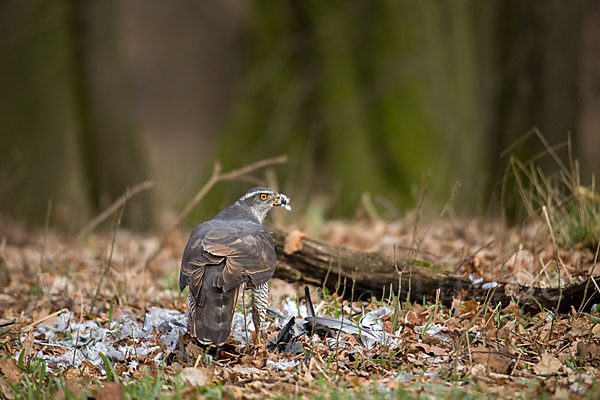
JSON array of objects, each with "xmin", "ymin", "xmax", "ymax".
[
  {"xmin": 20, "ymin": 331, "xmax": 35, "ymax": 363},
  {"xmin": 554, "ymin": 387, "xmax": 570, "ymax": 400},
  {"xmin": 303, "ymin": 367, "xmax": 313, "ymax": 383},
  {"xmin": 471, "ymin": 347, "xmax": 512, "ymax": 374},
  {"xmin": 32, "ymin": 308, "xmax": 50, "ymax": 322},
  {"xmin": 503, "ymin": 284, "xmax": 519, "ymax": 298},
  {"xmin": 0, "ymin": 357, "xmax": 23, "ymax": 384},
  {"xmin": 458, "ymin": 299, "xmax": 479, "ymax": 317},
  {"xmin": 92, "ymin": 382, "xmax": 123, "ymax": 400},
  {"xmin": 284, "ymin": 230, "xmax": 305, "ymax": 255},
  {"xmin": 414, "ymin": 343, "xmax": 447, "ymax": 356},
  {"xmin": 470, "ymin": 363, "xmax": 486, "ymax": 375},
  {"xmin": 185, "ymin": 341, "xmax": 204, "ymax": 362},
  {"xmin": 0, "ymin": 377, "xmax": 14, "ymax": 400},
  {"xmin": 533, "ymin": 352, "xmax": 562, "ymax": 375},
  {"xmin": 229, "ymin": 386, "xmax": 244, "ymax": 398},
  {"xmin": 385, "ymin": 378, "xmax": 400, "ymax": 390},
  {"xmin": 405, "ymin": 310, "xmax": 419, "ymax": 325},
  {"xmin": 570, "ymin": 319, "xmax": 589, "ymax": 337},
  {"xmin": 180, "ymin": 367, "xmax": 211, "ymax": 387},
  {"xmin": 268, "ymin": 278, "xmax": 297, "ymax": 302},
  {"xmin": 576, "ymin": 341, "xmax": 600, "ymax": 358}
]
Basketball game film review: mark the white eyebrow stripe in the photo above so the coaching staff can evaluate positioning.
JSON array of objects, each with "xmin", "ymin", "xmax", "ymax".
[{"xmin": 239, "ymin": 190, "xmax": 272, "ymax": 202}]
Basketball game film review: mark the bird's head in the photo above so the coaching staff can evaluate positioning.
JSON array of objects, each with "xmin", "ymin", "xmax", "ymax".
[{"xmin": 237, "ymin": 187, "xmax": 291, "ymax": 223}]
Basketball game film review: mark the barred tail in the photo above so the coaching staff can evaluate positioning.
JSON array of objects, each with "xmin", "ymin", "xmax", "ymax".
[{"xmin": 189, "ymin": 267, "xmax": 239, "ymax": 345}]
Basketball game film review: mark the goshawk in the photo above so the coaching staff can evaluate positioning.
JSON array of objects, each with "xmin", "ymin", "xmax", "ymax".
[{"xmin": 179, "ymin": 187, "xmax": 291, "ymax": 345}]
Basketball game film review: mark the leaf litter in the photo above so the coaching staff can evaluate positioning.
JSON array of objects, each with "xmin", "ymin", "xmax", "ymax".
[{"xmin": 1, "ymin": 216, "xmax": 600, "ymax": 398}]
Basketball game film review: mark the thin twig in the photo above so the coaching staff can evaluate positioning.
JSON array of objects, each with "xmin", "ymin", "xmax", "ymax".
[
  {"xmin": 52, "ymin": 180, "xmax": 154, "ymax": 261},
  {"xmin": 334, "ymin": 297, "xmax": 343, "ymax": 372},
  {"xmin": 454, "ymin": 240, "xmax": 495, "ymax": 273},
  {"xmin": 547, "ymin": 261, "xmax": 562, "ymax": 344},
  {"xmin": 576, "ymin": 240, "xmax": 600, "ymax": 318},
  {"xmin": 394, "ymin": 245, "xmax": 442, "ymax": 260},
  {"xmin": 91, "ymin": 189, "xmax": 128, "ymax": 310},
  {"xmin": 72, "ymin": 331, "xmax": 80, "ymax": 366},
  {"xmin": 145, "ymin": 156, "xmax": 287, "ymax": 268},
  {"xmin": 22, "ymin": 308, "xmax": 69, "ymax": 331}
]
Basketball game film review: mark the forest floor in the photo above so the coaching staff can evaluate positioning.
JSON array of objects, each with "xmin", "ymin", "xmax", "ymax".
[{"xmin": 1, "ymin": 212, "xmax": 600, "ymax": 399}]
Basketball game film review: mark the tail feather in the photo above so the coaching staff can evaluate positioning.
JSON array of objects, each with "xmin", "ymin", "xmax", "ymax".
[{"xmin": 189, "ymin": 265, "xmax": 239, "ymax": 345}]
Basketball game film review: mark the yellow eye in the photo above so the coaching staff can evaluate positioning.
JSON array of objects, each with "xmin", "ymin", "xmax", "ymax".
[{"xmin": 260, "ymin": 193, "xmax": 268, "ymax": 201}]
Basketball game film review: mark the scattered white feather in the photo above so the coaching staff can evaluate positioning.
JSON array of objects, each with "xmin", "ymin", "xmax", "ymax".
[
  {"xmin": 27, "ymin": 308, "xmax": 187, "ymax": 371},
  {"xmin": 266, "ymin": 359, "xmax": 299, "ymax": 371}
]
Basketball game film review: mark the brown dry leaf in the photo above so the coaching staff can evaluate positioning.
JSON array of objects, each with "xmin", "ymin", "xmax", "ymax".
[
  {"xmin": 0, "ymin": 356, "xmax": 23, "ymax": 384},
  {"xmin": 180, "ymin": 367, "xmax": 211, "ymax": 387},
  {"xmin": 576, "ymin": 341, "xmax": 600, "ymax": 358},
  {"xmin": 185, "ymin": 341, "xmax": 204, "ymax": 362},
  {"xmin": 553, "ymin": 387, "xmax": 570, "ymax": 400},
  {"xmin": 56, "ymin": 378, "xmax": 90, "ymax": 400},
  {"xmin": 229, "ymin": 386, "xmax": 244, "ymax": 398},
  {"xmin": 405, "ymin": 310, "xmax": 420, "ymax": 325},
  {"xmin": 20, "ymin": 331, "xmax": 35, "ymax": 363},
  {"xmin": 284, "ymin": 230, "xmax": 305, "ymax": 255},
  {"xmin": 63, "ymin": 368, "xmax": 82, "ymax": 381},
  {"xmin": 471, "ymin": 347, "xmax": 512, "ymax": 374},
  {"xmin": 406, "ymin": 353, "xmax": 422, "ymax": 366},
  {"xmin": 32, "ymin": 307, "xmax": 50, "ymax": 322},
  {"xmin": 303, "ymin": 367, "xmax": 314, "ymax": 384},
  {"xmin": 470, "ymin": 363, "xmax": 486, "ymax": 376},
  {"xmin": 533, "ymin": 352, "xmax": 562, "ymax": 375},
  {"xmin": 503, "ymin": 283, "xmax": 519, "ymax": 298},
  {"xmin": 570, "ymin": 319, "xmax": 590, "ymax": 337},
  {"xmin": 385, "ymin": 378, "xmax": 400, "ymax": 390},
  {"xmin": 414, "ymin": 343, "xmax": 447, "ymax": 356},
  {"xmin": 80, "ymin": 359, "xmax": 102, "ymax": 376},
  {"xmin": 458, "ymin": 299, "xmax": 479, "ymax": 317},
  {"xmin": 0, "ymin": 294, "xmax": 16, "ymax": 307},
  {"xmin": 92, "ymin": 382, "xmax": 123, "ymax": 400},
  {"xmin": 268, "ymin": 279, "xmax": 297, "ymax": 302},
  {"xmin": 0, "ymin": 377, "xmax": 13, "ymax": 400}
]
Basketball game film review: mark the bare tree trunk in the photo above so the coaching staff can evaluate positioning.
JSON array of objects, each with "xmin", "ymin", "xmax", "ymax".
[
  {"xmin": 577, "ymin": 1, "xmax": 600, "ymax": 184},
  {"xmin": 485, "ymin": 1, "xmax": 583, "ymax": 217},
  {"xmin": 0, "ymin": 0, "xmax": 88, "ymax": 226},
  {"xmin": 69, "ymin": 0, "xmax": 152, "ymax": 228}
]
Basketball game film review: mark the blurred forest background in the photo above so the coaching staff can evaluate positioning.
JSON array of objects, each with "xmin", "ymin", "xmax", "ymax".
[{"xmin": 1, "ymin": 0, "xmax": 599, "ymax": 230}]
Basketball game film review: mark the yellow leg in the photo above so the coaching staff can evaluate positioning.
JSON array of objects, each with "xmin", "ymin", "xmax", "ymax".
[{"xmin": 253, "ymin": 331, "xmax": 261, "ymax": 346}]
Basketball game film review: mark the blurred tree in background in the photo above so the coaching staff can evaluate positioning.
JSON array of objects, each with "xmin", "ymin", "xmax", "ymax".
[
  {"xmin": 0, "ymin": 0, "xmax": 87, "ymax": 226},
  {"xmin": 215, "ymin": 0, "xmax": 487, "ymax": 216},
  {"xmin": 0, "ymin": 0, "xmax": 151, "ymax": 228},
  {"xmin": 69, "ymin": 0, "xmax": 152, "ymax": 228},
  {"xmin": 0, "ymin": 0, "xmax": 597, "ymax": 228}
]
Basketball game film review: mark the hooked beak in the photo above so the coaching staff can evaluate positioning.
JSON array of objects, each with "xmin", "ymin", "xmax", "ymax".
[{"xmin": 274, "ymin": 193, "xmax": 292, "ymax": 211}]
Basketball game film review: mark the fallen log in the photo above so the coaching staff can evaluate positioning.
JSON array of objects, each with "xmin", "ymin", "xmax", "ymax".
[{"xmin": 271, "ymin": 228, "xmax": 600, "ymax": 314}]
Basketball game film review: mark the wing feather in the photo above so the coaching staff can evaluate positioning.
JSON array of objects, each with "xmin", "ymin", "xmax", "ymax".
[{"xmin": 180, "ymin": 219, "xmax": 276, "ymax": 294}]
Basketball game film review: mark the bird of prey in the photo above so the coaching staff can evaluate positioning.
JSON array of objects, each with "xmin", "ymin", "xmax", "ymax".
[{"xmin": 179, "ymin": 187, "xmax": 291, "ymax": 345}]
